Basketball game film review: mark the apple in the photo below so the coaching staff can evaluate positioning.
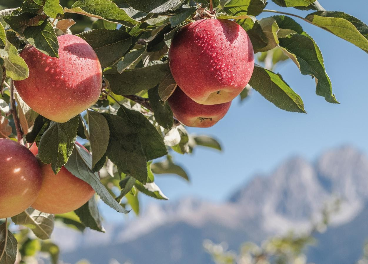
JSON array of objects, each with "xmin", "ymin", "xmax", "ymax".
[
  {"xmin": 14, "ymin": 34, "xmax": 102, "ymax": 123},
  {"xmin": 30, "ymin": 143, "xmax": 95, "ymax": 214},
  {"xmin": 0, "ymin": 139, "xmax": 42, "ymax": 218},
  {"xmin": 169, "ymin": 19, "xmax": 254, "ymax": 105},
  {"xmin": 168, "ymin": 87, "xmax": 231, "ymax": 128}
]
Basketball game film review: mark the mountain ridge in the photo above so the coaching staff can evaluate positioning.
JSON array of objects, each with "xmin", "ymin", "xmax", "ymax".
[{"xmin": 54, "ymin": 145, "xmax": 368, "ymax": 264}]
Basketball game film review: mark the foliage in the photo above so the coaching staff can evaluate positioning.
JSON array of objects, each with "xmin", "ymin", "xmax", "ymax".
[{"xmin": 0, "ymin": 0, "xmax": 366, "ymax": 263}]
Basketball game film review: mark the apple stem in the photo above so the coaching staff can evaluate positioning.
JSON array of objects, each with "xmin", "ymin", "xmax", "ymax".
[
  {"xmin": 9, "ymin": 79, "xmax": 24, "ymax": 145},
  {"xmin": 209, "ymin": 0, "xmax": 213, "ymax": 13}
]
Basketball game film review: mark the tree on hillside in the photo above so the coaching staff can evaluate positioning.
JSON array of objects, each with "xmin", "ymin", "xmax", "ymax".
[{"xmin": 0, "ymin": 0, "xmax": 367, "ymax": 263}]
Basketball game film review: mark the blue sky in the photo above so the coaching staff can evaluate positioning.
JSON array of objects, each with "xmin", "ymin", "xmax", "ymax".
[{"xmin": 102, "ymin": 0, "xmax": 368, "ymax": 221}]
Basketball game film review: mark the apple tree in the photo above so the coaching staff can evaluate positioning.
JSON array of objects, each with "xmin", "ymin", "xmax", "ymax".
[{"xmin": 0, "ymin": 0, "xmax": 367, "ymax": 263}]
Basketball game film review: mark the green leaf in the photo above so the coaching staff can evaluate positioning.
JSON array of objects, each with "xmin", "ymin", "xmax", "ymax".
[
  {"xmin": 171, "ymin": 125, "xmax": 190, "ymax": 154},
  {"xmin": 157, "ymin": 73, "xmax": 177, "ymax": 101},
  {"xmin": 247, "ymin": 21, "xmax": 269, "ymax": 53},
  {"xmin": 305, "ymin": 11, "xmax": 368, "ymax": 53},
  {"xmin": 223, "ymin": 0, "xmax": 267, "ymax": 17},
  {"xmin": 192, "ymin": 135, "xmax": 222, "ymax": 151},
  {"xmin": 12, "ymin": 208, "xmax": 54, "ymax": 240},
  {"xmin": 44, "ymin": 0, "xmax": 64, "ymax": 18},
  {"xmin": 126, "ymin": 192, "xmax": 139, "ymax": 215},
  {"xmin": 123, "ymin": 0, "xmax": 184, "ymax": 13},
  {"xmin": 74, "ymin": 196, "xmax": 105, "ymax": 233},
  {"xmin": 148, "ymin": 86, "xmax": 174, "ymax": 130},
  {"xmin": 272, "ymin": 0, "xmax": 315, "ymax": 7},
  {"xmin": 0, "ymin": 24, "xmax": 6, "ymax": 47},
  {"xmin": 92, "ymin": 19, "xmax": 117, "ymax": 30},
  {"xmin": 40, "ymin": 241, "xmax": 59, "ymax": 264},
  {"xmin": 274, "ymin": 16, "xmax": 338, "ymax": 103},
  {"xmin": 0, "ymin": 222, "xmax": 17, "ymax": 264},
  {"xmin": 249, "ymin": 66, "xmax": 306, "ymax": 113},
  {"xmin": 169, "ymin": 7, "xmax": 196, "ymax": 27},
  {"xmin": 15, "ymin": 93, "xmax": 39, "ymax": 135},
  {"xmin": 151, "ymin": 155, "xmax": 189, "ymax": 181},
  {"xmin": 78, "ymin": 29, "xmax": 132, "ymax": 68},
  {"xmin": 105, "ymin": 62, "xmax": 171, "ymax": 95},
  {"xmin": 25, "ymin": 115, "xmax": 50, "ymax": 144},
  {"xmin": 103, "ymin": 113, "xmax": 148, "ymax": 183},
  {"xmin": 135, "ymin": 181, "xmax": 168, "ymax": 200},
  {"xmin": 22, "ymin": 239, "xmax": 41, "ymax": 257},
  {"xmin": 257, "ymin": 17, "xmax": 280, "ymax": 52},
  {"xmin": 87, "ymin": 110, "xmax": 110, "ymax": 169},
  {"xmin": 24, "ymin": 20, "xmax": 59, "ymax": 57},
  {"xmin": 55, "ymin": 212, "xmax": 85, "ymax": 232},
  {"xmin": 38, "ymin": 116, "xmax": 79, "ymax": 174},
  {"xmin": 2, "ymin": 42, "xmax": 29, "ymax": 80},
  {"xmin": 118, "ymin": 176, "xmax": 136, "ymax": 199},
  {"xmin": 117, "ymin": 48, "xmax": 145, "ymax": 73},
  {"xmin": 117, "ymin": 106, "xmax": 167, "ymax": 161},
  {"xmin": 65, "ymin": 143, "xmax": 129, "ymax": 214},
  {"xmin": 239, "ymin": 85, "xmax": 251, "ymax": 101},
  {"xmin": 67, "ymin": 0, "xmax": 137, "ymax": 26}
]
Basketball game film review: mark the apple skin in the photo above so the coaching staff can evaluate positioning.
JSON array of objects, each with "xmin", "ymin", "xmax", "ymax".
[
  {"xmin": 0, "ymin": 139, "xmax": 42, "ymax": 218},
  {"xmin": 30, "ymin": 143, "xmax": 95, "ymax": 214},
  {"xmin": 14, "ymin": 34, "xmax": 102, "ymax": 123},
  {"xmin": 169, "ymin": 19, "xmax": 254, "ymax": 105},
  {"xmin": 168, "ymin": 87, "xmax": 231, "ymax": 128}
]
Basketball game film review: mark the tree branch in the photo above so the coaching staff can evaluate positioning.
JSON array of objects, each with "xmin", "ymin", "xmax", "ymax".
[
  {"xmin": 312, "ymin": 1, "xmax": 326, "ymax": 11},
  {"xmin": 263, "ymin": 9, "xmax": 315, "ymax": 26},
  {"xmin": 10, "ymin": 80, "xmax": 24, "ymax": 144},
  {"xmin": 124, "ymin": 95, "xmax": 153, "ymax": 111}
]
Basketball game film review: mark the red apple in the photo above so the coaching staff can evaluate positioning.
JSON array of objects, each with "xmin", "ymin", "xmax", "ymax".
[
  {"xmin": 0, "ymin": 139, "xmax": 42, "ymax": 218},
  {"xmin": 15, "ymin": 34, "xmax": 102, "ymax": 123},
  {"xmin": 168, "ymin": 87, "xmax": 231, "ymax": 128},
  {"xmin": 169, "ymin": 19, "xmax": 254, "ymax": 105},
  {"xmin": 30, "ymin": 143, "xmax": 95, "ymax": 214}
]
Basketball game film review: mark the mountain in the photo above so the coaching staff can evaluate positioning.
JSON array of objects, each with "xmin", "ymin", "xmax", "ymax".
[{"xmin": 53, "ymin": 146, "xmax": 368, "ymax": 264}]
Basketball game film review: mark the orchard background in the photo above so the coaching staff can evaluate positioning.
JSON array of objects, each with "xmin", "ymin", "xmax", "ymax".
[{"xmin": 0, "ymin": 0, "xmax": 368, "ymax": 263}]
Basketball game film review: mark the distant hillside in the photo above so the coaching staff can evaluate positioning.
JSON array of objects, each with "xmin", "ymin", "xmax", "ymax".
[{"xmin": 53, "ymin": 146, "xmax": 368, "ymax": 264}]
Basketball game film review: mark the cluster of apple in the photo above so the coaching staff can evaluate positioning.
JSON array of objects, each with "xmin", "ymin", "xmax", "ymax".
[
  {"xmin": 0, "ymin": 139, "xmax": 95, "ymax": 219},
  {"xmin": 0, "ymin": 34, "xmax": 102, "ymax": 219},
  {"xmin": 0, "ymin": 18, "xmax": 255, "ymax": 218},
  {"xmin": 167, "ymin": 19, "xmax": 255, "ymax": 128}
]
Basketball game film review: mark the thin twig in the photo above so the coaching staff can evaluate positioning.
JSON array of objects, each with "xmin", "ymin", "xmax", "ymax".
[
  {"xmin": 313, "ymin": 1, "xmax": 326, "ymax": 11},
  {"xmin": 10, "ymin": 80, "xmax": 24, "ymax": 144},
  {"xmin": 0, "ymin": 130, "xmax": 10, "ymax": 139},
  {"xmin": 0, "ymin": 66, "xmax": 6, "ymax": 95},
  {"xmin": 124, "ymin": 95, "xmax": 153, "ymax": 111},
  {"xmin": 263, "ymin": 9, "xmax": 315, "ymax": 26}
]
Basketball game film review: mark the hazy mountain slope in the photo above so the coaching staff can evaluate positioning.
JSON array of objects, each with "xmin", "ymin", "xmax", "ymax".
[
  {"xmin": 56, "ymin": 146, "xmax": 368, "ymax": 264},
  {"xmin": 308, "ymin": 203, "xmax": 368, "ymax": 264}
]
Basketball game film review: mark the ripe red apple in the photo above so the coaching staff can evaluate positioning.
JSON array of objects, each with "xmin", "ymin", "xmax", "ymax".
[
  {"xmin": 0, "ymin": 139, "xmax": 42, "ymax": 218},
  {"xmin": 168, "ymin": 87, "xmax": 231, "ymax": 128},
  {"xmin": 169, "ymin": 19, "xmax": 254, "ymax": 105},
  {"xmin": 15, "ymin": 34, "xmax": 102, "ymax": 123},
  {"xmin": 30, "ymin": 143, "xmax": 95, "ymax": 214}
]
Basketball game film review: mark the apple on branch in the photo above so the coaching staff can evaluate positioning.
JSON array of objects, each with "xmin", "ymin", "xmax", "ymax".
[
  {"xmin": 14, "ymin": 35, "xmax": 102, "ymax": 123},
  {"xmin": 0, "ymin": 139, "xmax": 42, "ymax": 218},
  {"xmin": 168, "ymin": 86, "xmax": 231, "ymax": 128},
  {"xmin": 30, "ymin": 143, "xmax": 95, "ymax": 214},
  {"xmin": 169, "ymin": 19, "xmax": 254, "ymax": 105}
]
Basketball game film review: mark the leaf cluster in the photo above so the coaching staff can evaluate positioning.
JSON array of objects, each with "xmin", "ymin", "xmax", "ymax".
[{"xmin": 0, "ymin": 0, "xmax": 367, "ymax": 263}]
